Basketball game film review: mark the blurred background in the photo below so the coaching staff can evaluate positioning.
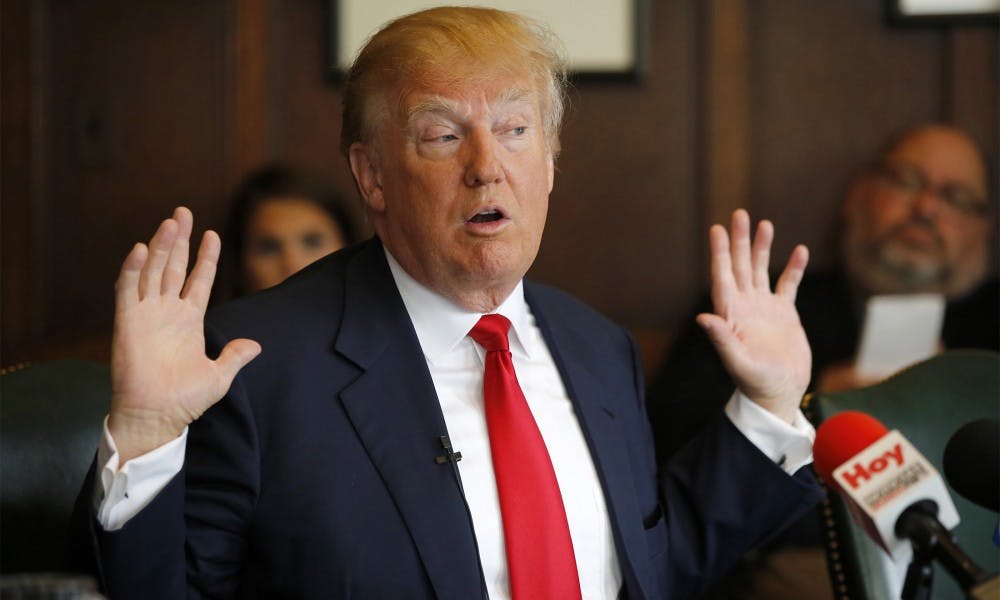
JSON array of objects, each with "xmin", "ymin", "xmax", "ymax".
[{"xmin": 2, "ymin": 0, "xmax": 996, "ymax": 373}]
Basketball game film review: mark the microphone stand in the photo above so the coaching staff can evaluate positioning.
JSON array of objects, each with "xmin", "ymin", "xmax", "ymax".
[
  {"xmin": 900, "ymin": 539, "xmax": 933, "ymax": 600},
  {"xmin": 896, "ymin": 500, "xmax": 994, "ymax": 600}
]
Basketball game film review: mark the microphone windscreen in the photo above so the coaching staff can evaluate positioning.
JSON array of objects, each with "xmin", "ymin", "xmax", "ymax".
[
  {"xmin": 814, "ymin": 411, "xmax": 889, "ymax": 487},
  {"xmin": 942, "ymin": 418, "xmax": 1000, "ymax": 513}
]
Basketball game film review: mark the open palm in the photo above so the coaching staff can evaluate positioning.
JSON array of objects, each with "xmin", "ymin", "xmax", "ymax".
[
  {"xmin": 697, "ymin": 210, "xmax": 811, "ymax": 423},
  {"xmin": 109, "ymin": 207, "xmax": 260, "ymax": 462}
]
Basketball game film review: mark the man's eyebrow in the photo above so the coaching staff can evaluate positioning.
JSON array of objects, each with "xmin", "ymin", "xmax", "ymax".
[{"xmin": 405, "ymin": 97, "xmax": 461, "ymax": 127}]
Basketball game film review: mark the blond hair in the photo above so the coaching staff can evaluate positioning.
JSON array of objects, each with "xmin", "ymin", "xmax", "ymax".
[{"xmin": 341, "ymin": 6, "xmax": 569, "ymax": 157}]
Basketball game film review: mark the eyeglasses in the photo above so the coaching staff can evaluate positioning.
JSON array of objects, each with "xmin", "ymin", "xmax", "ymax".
[
  {"xmin": 871, "ymin": 162, "xmax": 989, "ymax": 217},
  {"xmin": 872, "ymin": 162, "xmax": 989, "ymax": 217}
]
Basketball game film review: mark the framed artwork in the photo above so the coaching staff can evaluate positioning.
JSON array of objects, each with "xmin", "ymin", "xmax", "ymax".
[
  {"xmin": 328, "ymin": 0, "xmax": 648, "ymax": 81},
  {"xmin": 887, "ymin": 0, "xmax": 999, "ymax": 25}
]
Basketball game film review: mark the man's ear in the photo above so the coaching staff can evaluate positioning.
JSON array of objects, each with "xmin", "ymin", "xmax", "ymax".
[
  {"xmin": 546, "ymin": 150, "xmax": 555, "ymax": 193},
  {"xmin": 349, "ymin": 142, "xmax": 385, "ymax": 213}
]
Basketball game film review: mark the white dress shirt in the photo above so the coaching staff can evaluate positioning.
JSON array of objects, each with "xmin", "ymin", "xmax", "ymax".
[
  {"xmin": 97, "ymin": 247, "xmax": 816, "ymax": 599},
  {"xmin": 385, "ymin": 251, "xmax": 622, "ymax": 598}
]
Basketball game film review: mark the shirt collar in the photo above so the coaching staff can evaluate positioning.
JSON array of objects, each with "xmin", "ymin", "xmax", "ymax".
[{"xmin": 383, "ymin": 247, "xmax": 534, "ymax": 364}]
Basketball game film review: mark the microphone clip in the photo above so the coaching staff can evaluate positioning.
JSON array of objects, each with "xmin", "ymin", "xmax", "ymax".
[{"xmin": 434, "ymin": 435, "xmax": 463, "ymax": 464}]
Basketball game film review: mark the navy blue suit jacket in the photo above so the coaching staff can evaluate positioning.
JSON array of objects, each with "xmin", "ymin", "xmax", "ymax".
[{"xmin": 72, "ymin": 238, "xmax": 821, "ymax": 598}]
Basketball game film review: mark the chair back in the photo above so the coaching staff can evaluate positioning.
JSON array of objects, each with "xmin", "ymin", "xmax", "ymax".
[
  {"xmin": 1, "ymin": 360, "xmax": 109, "ymax": 573},
  {"xmin": 808, "ymin": 350, "xmax": 1000, "ymax": 600}
]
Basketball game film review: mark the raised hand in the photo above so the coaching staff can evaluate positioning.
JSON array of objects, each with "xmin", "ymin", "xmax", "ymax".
[
  {"xmin": 108, "ymin": 207, "xmax": 261, "ymax": 462},
  {"xmin": 696, "ymin": 209, "xmax": 811, "ymax": 423}
]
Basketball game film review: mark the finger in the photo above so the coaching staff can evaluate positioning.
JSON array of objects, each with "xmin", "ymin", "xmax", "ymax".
[
  {"xmin": 182, "ymin": 230, "xmax": 221, "ymax": 310},
  {"xmin": 730, "ymin": 210, "xmax": 752, "ymax": 290},
  {"xmin": 708, "ymin": 224, "xmax": 735, "ymax": 311},
  {"xmin": 115, "ymin": 243, "xmax": 148, "ymax": 312},
  {"xmin": 214, "ymin": 338, "xmax": 262, "ymax": 393},
  {"xmin": 775, "ymin": 244, "xmax": 810, "ymax": 301},
  {"xmin": 751, "ymin": 220, "xmax": 774, "ymax": 289},
  {"xmin": 162, "ymin": 207, "xmax": 194, "ymax": 296},
  {"xmin": 138, "ymin": 217, "xmax": 179, "ymax": 300}
]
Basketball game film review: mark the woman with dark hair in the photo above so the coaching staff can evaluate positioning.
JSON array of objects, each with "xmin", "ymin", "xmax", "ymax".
[{"xmin": 219, "ymin": 164, "xmax": 358, "ymax": 300}]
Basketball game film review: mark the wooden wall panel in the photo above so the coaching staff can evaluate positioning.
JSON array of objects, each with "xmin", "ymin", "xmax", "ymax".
[
  {"xmin": 2, "ymin": 0, "xmax": 996, "ymax": 366},
  {"xmin": 1, "ymin": 0, "xmax": 47, "ymax": 365},
  {"xmin": 946, "ymin": 29, "xmax": 999, "ymax": 155},
  {"xmin": 227, "ymin": 0, "xmax": 274, "ymax": 188},
  {"xmin": 748, "ymin": 0, "xmax": 997, "ymax": 269},
  {"xmin": 2, "ymin": 0, "xmax": 232, "ymax": 363},
  {"xmin": 277, "ymin": 1, "xmax": 357, "ymax": 208},
  {"xmin": 701, "ymin": 0, "xmax": 751, "ymax": 233},
  {"xmin": 531, "ymin": 0, "xmax": 699, "ymax": 330}
]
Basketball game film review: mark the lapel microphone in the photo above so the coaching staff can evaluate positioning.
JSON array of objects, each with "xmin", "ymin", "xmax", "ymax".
[
  {"xmin": 432, "ymin": 434, "xmax": 488, "ymax": 598},
  {"xmin": 434, "ymin": 435, "xmax": 463, "ymax": 464}
]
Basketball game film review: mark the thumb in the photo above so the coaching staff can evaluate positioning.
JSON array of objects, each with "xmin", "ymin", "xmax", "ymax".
[{"xmin": 215, "ymin": 338, "xmax": 262, "ymax": 389}]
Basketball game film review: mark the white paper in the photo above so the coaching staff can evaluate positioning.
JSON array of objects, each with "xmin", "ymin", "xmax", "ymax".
[{"xmin": 855, "ymin": 294, "xmax": 945, "ymax": 378}]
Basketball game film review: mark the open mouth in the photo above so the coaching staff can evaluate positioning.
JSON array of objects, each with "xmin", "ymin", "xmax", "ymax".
[{"xmin": 468, "ymin": 209, "xmax": 504, "ymax": 224}]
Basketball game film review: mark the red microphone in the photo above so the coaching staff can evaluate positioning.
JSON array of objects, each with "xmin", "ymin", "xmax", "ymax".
[
  {"xmin": 815, "ymin": 411, "xmax": 997, "ymax": 599},
  {"xmin": 815, "ymin": 411, "xmax": 959, "ymax": 558},
  {"xmin": 814, "ymin": 411, "xmax": 889, "ymax": 489}
]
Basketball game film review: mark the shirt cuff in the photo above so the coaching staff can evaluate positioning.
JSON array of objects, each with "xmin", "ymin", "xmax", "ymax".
[
  {"xmin": 96, "ymin": 416, "xmax": 187, "ymax": 531},
  {"xmin": 724, "ymin": 390, "xmax": 815, "ymax": 475}
]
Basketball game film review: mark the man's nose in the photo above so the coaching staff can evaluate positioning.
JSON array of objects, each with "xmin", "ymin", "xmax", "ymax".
[
  {"xmin": 464, "ymin": 130, "xmax": 504, "ymax": 187},
  {"xmin": 911, "ymin": 185, "xmax": 943, "ymax": 220}
]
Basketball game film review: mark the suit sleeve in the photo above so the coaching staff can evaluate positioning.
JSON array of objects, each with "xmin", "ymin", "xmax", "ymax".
[
  {"xmin": 658, "ymin": 416, "xmax": 822, "ymax": 597},
  {"xmin": 627, "ymin": 329, "xmax": 823, "ymax": 599},
  {"xmin": 66, "ymin": 323, "xmax": 261, "ymax": 599}
]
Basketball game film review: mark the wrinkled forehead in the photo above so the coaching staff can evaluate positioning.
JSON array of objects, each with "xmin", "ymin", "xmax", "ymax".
[
  {"xmin": 367, "ymin": 61, "xmax": 544, "ymax": 133},
  {"xmin": 400, "ymin": 78, "xmax": 539, "ymax": 124}
]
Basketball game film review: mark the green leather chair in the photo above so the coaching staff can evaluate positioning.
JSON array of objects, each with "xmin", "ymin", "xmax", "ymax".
[
  {"xmin": 1, "ymin": 360, "xmax": 110, "ymax": 574},
  {"xmin": 807, "ymin": 350, "xmax": 1000, "ymax": 600}
]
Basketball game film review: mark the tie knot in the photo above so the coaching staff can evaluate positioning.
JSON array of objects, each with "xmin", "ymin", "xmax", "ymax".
[{"xmin": 469, "ymin": 314, "xmax": 511, "ymax": 352}]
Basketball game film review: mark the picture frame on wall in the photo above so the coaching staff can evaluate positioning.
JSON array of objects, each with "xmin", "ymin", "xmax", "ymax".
[
  {"xmin": 328, "ymin": 0, "xmax": 648, "ymax": 81},
  {"xmin": 887, "ymin": 0, "xmax": 1000, "ymax": 25}
]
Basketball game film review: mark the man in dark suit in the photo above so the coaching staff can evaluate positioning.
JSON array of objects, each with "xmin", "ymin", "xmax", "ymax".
[{"xmin": 72, "ymin": 7, "xmax": 822, "ymax": 598}]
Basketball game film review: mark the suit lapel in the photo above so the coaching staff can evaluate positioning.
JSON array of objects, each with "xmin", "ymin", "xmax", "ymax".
[
  {"xmin": 335, "ymin": 240, "xmax": 484, "ymax": 599},
  {"xmin": 526, "ymin": 284, "xmax": 653, "ymax": 599}
]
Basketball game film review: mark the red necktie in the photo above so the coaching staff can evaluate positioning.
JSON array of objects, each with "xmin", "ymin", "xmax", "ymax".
[{"xmin": 469, "ymin": 314, "xmax": 582, "ymax": 600}]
